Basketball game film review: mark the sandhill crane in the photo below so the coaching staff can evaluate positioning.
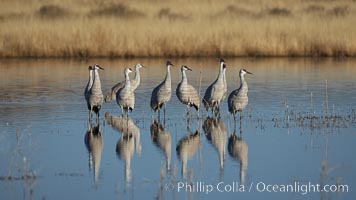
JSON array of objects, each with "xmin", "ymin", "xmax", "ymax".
[
  {"xmin": 176, "ymin": 129, "xmax": 200, "ymax": 178},
  {"xmin": 84, "ymin": 124, "xmax": 103, "ymax": 184},
  {"xmin": 176, "ymin": 65, "xmax": 200, "ymax": 121},
  {"xmin": 228, "ymin": 68, "xmax": 253, "ymax": 123},
  {"xmin": 150, "ymin": 61, "xmax": 174, "ymax": 121},
  {"xmin": 84, "ymin": 65, "xmax": 93, "ymax": 112},
  {"xmin": 105, "ymin": 63, "xmax": 144, "ymax": 102},
  {"xmin": 116, "ymin": 67, "xmax": 135, "ymax": 116},
  {"xmin": 203, "ymin": 117, "xmax": 226, "ymax": 171},
  {"xmin": 203, "ymin": 59, "xmax": 227, "ymax": 117},
  {"xmin": 88, "ymin": 64, "xmax": 104, "ymax": 121},
  {"xmin": 151, "ymin": 120, "xmax": 172, "ymax": 171}
]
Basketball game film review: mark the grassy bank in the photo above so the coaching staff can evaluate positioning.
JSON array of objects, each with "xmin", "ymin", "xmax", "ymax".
[{"xmin": 1, "ymin": 0, "xmax": 356, "ymax": 58}]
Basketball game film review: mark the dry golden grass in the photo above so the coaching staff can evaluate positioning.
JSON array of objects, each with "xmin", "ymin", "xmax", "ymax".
[{"xmin": 0, "ymin": 0, "xmax": 356, "ymax": 58}]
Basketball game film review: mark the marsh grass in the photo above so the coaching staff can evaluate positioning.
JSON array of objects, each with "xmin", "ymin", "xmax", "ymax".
[
  {"xmin": 0, "ymin": 0, "xmax": 356, "ymax": 58},
  {"xmin": 0, "ymin": 128, "xmax": 37, "ymax": 200}
]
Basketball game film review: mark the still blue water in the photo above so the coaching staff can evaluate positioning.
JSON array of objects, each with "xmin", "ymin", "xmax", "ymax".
[{"xmin": 0, "ymin": 58, "xmax": 355, "ymax": 199}]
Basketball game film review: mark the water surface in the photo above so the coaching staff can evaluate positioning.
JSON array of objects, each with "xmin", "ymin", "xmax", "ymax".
[{"xmin": 0, "ymin": 58, "xmax": 355, "ymax": 199}]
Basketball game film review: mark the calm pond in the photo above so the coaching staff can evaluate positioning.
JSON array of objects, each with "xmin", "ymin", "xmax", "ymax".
[{"xmin": 0, "ymin": 58, "xmax": 355, "ymax": 200}]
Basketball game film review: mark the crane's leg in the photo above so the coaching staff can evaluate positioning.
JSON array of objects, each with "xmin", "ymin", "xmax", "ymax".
[
  {"xmin": 239, "ymin": 114, "xmax": 243, "ymax": 137},
  {"xmin": 96, "ymin": 113, "xmax": 99, "ymax": 125},
  {"xmin": 89, "ymin": 107, "xmax": 93, "ymax": 123},
  {"xmin": 196, "ymin": 109, "xmax": 199, "ymax": 123},
  {"xmin": 216, "ymin": 106, "xmax": 220, "ymax": 118},
  {"xmin": 163, "ymin": 104, "xmax": 166, "ymax": 126},
  {"xmin": 88, "ymin": 110, "xmax": 92, "ymax": 122},
  {"xmin": 126, "ymin": 115, "xmax": 129, "ymax": 134},
  {"xmin": 158, "ymin": 108, "xmax": 161, "ymax": 123},
  {"xmin": 120, "ymin": 106, "xmax": 124, "ymax": 117},
  {"xmin": 186, "ymin": 106, "xmax": 190, "ymax": 128},
  {"xmin": 233, "ymin": 113, "xmax": 237, "ymax": 133}
]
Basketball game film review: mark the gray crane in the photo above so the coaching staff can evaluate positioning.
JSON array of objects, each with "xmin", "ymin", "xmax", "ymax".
[
  {"xmin": 88, "ymin": 64, "xmax": 104, "ymax": 121},
  {"xmin": 203, "ymin": 59, "xmax": 227, "ymax": 117},
  {"xmin": 116, "ymin": 67, "xmax": 135, "ymax": 116},
  {"xmin": 176, "ymin": 65, "xmax": 201, "ymax": 121},
  {"xmin": 151, "ymin": 120, "xmax": 171, "ymax": 171},
  {"xmin": 105, "ymin": 63, "xmax": 143, "ymax": 102},
  {"xmin": 150, "ymin": 61, "xmax": 174, "ymax": 121},
  {"xmin": 84, "ymin": 65, "xmax": 93, "ymax": 113},
  {"xmin": 228, "ymin": 68, "xmax": 253, "ymax": 123}
]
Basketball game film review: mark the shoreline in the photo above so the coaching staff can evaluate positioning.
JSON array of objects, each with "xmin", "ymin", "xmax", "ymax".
[{"xmin": 1, "ymin": 0, "xmax": 356, "ymax": 58}]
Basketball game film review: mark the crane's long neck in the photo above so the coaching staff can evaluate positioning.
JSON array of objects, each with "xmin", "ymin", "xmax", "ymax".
[
  {"xmin": 125, "ymin": 71, "xmax": 131, "ymax": 84},
  {"xmin": 181, "ymin": 69, "xmax": 188, "ymax": 85},
  {"xmin": 163, "ymin": 66, "xmax": 171, "ymax": 90},
  {"xmin": 92, "ymin": 69, "xmax": 101, "ymax": 90},
  {"xmin": 89, "ymin": 69, "xmax": 102, "ymax": 95},
  {"xmin": 88, "ymin": 70, "xmax": 93, "ymax": 89},
  {"xmin": 164, "ymin": 66, "xmax": 171, "ymax": 84},
  {"xmin": 239, "ymin": 74, "xmax": 248, "ymax": 93},
  {"xmin": 216, "ymin": 67, "xmax": 225, "ymax": 84},
  {"xmin": 134, "ymin": 68, "xmax": 140, "ymax": 85}
]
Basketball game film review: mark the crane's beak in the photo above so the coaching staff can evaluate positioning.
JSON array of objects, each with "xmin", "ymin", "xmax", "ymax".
[
  {"xmin": 97, "ymin": 65, "xmax": 104, "ymax": 70},
  {"xmin": 246, "ymin": 70, "xmax": 253, "ymax": 75},
  {"xmin": 187, "ymin": 67, "xmax": 192, "ymax": 71}
]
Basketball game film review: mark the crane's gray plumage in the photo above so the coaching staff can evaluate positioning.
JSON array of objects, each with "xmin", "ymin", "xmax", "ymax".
[
  {"xmin": 116, "ymin": 67, "xmax": 135, "ymax": 115},
  {"xmin": 228, "ymin": 133, "xmax": 248, "ymax": 184},
  {"xmin": 203, "ymin": 59, "xmax": 227, "ymax": 115},
  {"xmin": 176, "ymin": 65, "xmax": 200, "ymax": 111},
  {"xmin": 84, "ymin": 124, "xmax": 103, "ymax": 183},
  {"xmin": 131, "ymin": 63, "xmax": 143, "ymax": 92},
  {"xmin": 150, "ymin": 61, "xmax": 173, "ymax": 114},
  {"xmin": 105, "ymin": 63, "xmax": 143, "ymax": 102},
  {"xmin": 84, "ymin": 65, "xmax": 93, "ymax": 110},
  {"xmin": 203, "ymin": 117, "xmax": 226, "ymax": 169},
  {"xmin": 105, "ymin": 81, "xmax": 125, "ymax": 103},
  {"xmin": 151, "ymin": 120, "xmax": 171, "ymax": 171},
  {"xmin": 88, "ymin": 64, "xmax": 104, "ymax": 119},
  {"xmin": 228, "ymin": 68, "xmax": 252, "ymax": 120}
]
